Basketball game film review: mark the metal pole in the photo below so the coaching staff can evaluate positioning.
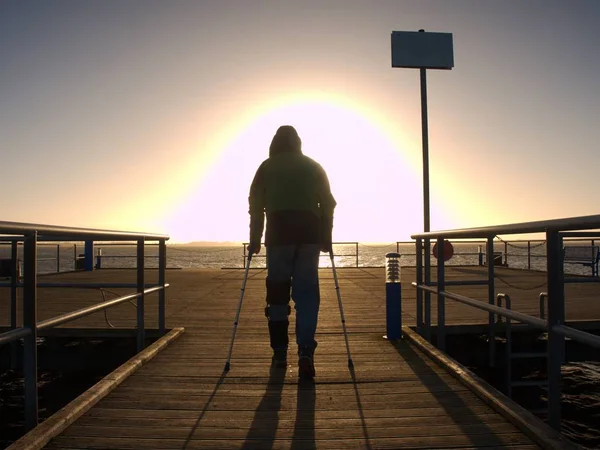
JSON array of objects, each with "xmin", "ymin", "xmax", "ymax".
[
  {"xmin": 487, "ymin": 236, "xmax": 496, "ymax": 367},
  {"xmin": 415, "ymin": 238, "xmax": 423, "ymax": 336},
  {"xmin": 419, "ymin": 29, "xmax": 430, "ymax": 236},
  {"xmin": 355, "ymin": 242, "xmax": 359, "ymax": 268},
  {"xmin": 10, "ymin": 241, "xmax": 18, "ymax": 370},
  {"xmin": 436, "ymin": 238, "xmax": 446, "ymax": 351},
  {"xmin": 10, "ymin": 241, "xmax": 18, "ymax": 329},
  {"xmin": 501, "ymin": 294, "xmax": 513, "ymax": 398},
  {"xmin": 528, "ymin": 241, "xmax": 531, "ymax": 270},
  {"xmin": 419, "ymin": 30, "xmax": 432, "ymax": 345},
  {"xmin": 224, "ymin": 255, "xmax": 253, "ymax": 372},
  {"xmin": 23, "ymin": 232, "xmax": 38, "ymax": 430},
  {"xmin": 73, "ymin": 243, "xmax": 77, "ymax": 270},
  {"xmin": 158, "ymin": 239, "xmax": 166, "ymax": 335},
  {"xmin": 424, "ymin": 238, "xmax": 431, "ymax": 343},
  {"xmin": 504, "ymin": 241, "xmax": 508, "ymax": 266},
  {"xmin": 547, "ymin": 230, "xmax": 564, "ymax": 430},
  {"xmin": 330, "ymin": 251, "xmax": 354, "ymax": 368},
  {"xmin": 137, "ymin": 238, "xmax": 145, "ymax": 352},
  {"xmin": 95, "ymin": 248, "xmax": 102, "ymax": 269},
  {"xmin": 56, "ymin": 244, "xmax": 60, "ymax": 273},
  {"xmin": 84, "ymin": 240, "xmax": 94, "ymax": 271}
]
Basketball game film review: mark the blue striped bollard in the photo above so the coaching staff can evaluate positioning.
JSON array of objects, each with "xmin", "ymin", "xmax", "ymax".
[{"xmin": 385, "ymin": 252, "xmax": 402, "ymax": 340}]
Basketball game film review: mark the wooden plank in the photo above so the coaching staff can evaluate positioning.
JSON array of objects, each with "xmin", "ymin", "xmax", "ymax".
[
  {"xmin": 2, "ymin": 268, "xmax": 569, "ymax": 449},
  {"xmin": 81, "ymin": 404, "xmax": 498, "ymax": 420},
  {"xmin": 59, "ymin": 422, "xmax": 521, "ymax": 439},
  {"xmin": 73, "ymin": 412, "xmax": 508, "ymax": 428},
  {"xmin": 45, "ymin": 433, "xmax": 535, "ymax": 450}
]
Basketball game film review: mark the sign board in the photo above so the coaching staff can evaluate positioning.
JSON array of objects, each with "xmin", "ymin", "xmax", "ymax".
[{"xmin": 391, "ymin": 31, "xmax": 454, "ymax": 70}]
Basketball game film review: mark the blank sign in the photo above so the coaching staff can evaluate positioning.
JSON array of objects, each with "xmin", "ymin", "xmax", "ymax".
[{"xmin": 391, "ymin": 31, "xmax": 454, "ymax": 70}]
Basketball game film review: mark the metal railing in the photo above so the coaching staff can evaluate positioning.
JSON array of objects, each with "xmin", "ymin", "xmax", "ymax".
[
  {"xmin": 242, "ymin": 241, "xmax": 362, "ymax": 267},
  {"xmin": 233, "ymin": 239, "xmax": 599, "ymax": 271},
  {"xmin": 0, "ymin": 221, "xmax": 169, "ymax": 431},
  {"xmin": 9, "ymin": 238, "xmax": 595, "ymax": 272},
  {"xmin": 410, "ymin": 214, "xmax": 600, "ymax": 431}
]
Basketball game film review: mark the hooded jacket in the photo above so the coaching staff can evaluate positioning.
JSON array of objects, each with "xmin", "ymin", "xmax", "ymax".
[{"xmin": 248, "ymin": 126, "xmax": 336, "ymax": 246}]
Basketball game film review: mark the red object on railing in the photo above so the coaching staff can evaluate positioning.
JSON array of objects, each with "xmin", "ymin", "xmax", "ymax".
[{"xmin": 433, "ymin": 240, "xmax": 454, "ymax": 261}]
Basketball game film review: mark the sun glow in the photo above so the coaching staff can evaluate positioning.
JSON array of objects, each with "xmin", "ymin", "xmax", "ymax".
[{"xmin": 165, "ymin": 94, "xmax": 440, "ymax": 243}]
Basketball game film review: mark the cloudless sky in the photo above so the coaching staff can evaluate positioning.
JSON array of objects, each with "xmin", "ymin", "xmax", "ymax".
[{"xmin": 2, "ymin": 1, "xmax": 599, "ymax": 242}]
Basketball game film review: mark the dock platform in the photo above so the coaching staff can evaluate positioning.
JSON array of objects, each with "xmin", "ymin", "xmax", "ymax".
[{"xmin": 4, "ymin": 266, "xmax": 595, "ymax": 449}]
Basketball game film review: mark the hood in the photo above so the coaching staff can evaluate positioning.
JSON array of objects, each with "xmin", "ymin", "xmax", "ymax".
[{"xmin": 269, "ymin": 125, "xmax": 302, "ymax": 157}]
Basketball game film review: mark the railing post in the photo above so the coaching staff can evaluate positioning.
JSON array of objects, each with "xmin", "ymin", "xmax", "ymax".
[
  {"xmin": 10, "ymin": 241, "xmax": 18, "ymax": 329},
  {"xmin": 23, "ymin": 232, "xmax": 39, "ymax": 431},
  {"xmin": 436, "ymin": 237, "xmax": 446, "ymax": 351},
  {"xmin": 73, "ymin": 243, "xmax": 77, "ymax": 270},
  {"xmin": 355, "ymin": 242, "xmax": 359, "ymax": 268},
  {"xmin": 95, "ymin": 248, "xmax": 102, "ymax": 269},
  {"xmin": 416, "ymin": 238, "xmax": 423, "ymax": 336},
  {"xmin": 56, "ymin": 244, "xmax": 60, "ymax": 273},
  {"xmin": 497, "ymin": 293, "xmax": 513, "ymax": 397},
  {"xmin": 547, "ymin": 230, "xmax": 565, "ymax": 430},
  {"xmin": 84, "ymin": 240, "xmax": 94, "ymax": 271},
  {"xmin": 504, "ymin": 240, "xmax": 508, "ymax": 266},
  {"xmin": 528, "ymin": 240, "xmax": 531, "ymax": 270},
  {"xmin": 158, "ymin": 239, "xmax": 166, "ymax": 335},
  {"xmin": 539, "ymin": 292, "xmax": 547, "ymax": 320},
  {"xmin": 10, "ymin": 241, "xmax": 19, "ymax": 370},
  {"xmin": 424, "ymin": 238, "xmax": 432, "ymax": 342},
  {"xmin": 137, "ymin": 238, "xmax": 145, "ymax": 352},
  {"xmin": 487, "ymin": 236, "xmax": 496, "ymax": 367}
]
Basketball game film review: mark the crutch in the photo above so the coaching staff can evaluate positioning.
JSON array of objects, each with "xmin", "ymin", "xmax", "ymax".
[
  {"xmin": 329, "ymin": 250, "xmax": 354, "ymax": 368},
  {"xmin": 224, "ymin": 254, "xmax": 252, "ymax": 372}
]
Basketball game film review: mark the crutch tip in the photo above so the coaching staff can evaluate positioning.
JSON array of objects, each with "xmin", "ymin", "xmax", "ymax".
[
  {"xmin": 348, "ymin": 359, "xmax": 354, "ymax": 368},
  {"xmin": 224, "ymin": 362, "xmax": 230, "ymax": 372}
]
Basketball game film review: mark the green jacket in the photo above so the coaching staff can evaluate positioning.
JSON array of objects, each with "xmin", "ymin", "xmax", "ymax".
[{"xmin": 248, "ymin": 151, "xmax": 336, "ymax": 246}]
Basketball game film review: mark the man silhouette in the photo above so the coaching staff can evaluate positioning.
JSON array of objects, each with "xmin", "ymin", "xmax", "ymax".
[{"xmin": 248, "ymin": 125, "xmax": 336, "ymax": 379}]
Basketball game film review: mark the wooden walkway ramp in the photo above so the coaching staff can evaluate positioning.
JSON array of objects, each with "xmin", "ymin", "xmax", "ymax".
[{"xmin": 5, "ymin": 266, "xmax": 593, "ymax": 448}]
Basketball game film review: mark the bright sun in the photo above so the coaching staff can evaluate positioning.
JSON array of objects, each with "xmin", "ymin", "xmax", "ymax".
[{"xmin": 166, "ymin": 98, "xmax": 425, "ymax": 243}]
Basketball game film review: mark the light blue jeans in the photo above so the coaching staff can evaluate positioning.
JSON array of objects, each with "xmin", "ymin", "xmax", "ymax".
[{"xmin": 266, "ymin": 244, "xmax": 321, "ymax": 349}]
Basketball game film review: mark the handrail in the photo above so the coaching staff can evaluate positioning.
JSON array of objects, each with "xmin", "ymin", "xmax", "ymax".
[
  {"xmin": 410, "ymin": 213, "xmax": 600, "ymax": 433},
  {"xmin": 410, "ymin": 213, "xmax": 600, "ymax": 239},
  {"xmin": 414, "ymin": 282, "xmax": 600, "ymax": 350},
  {"xmin": 0, "ymin": 285, "xmax": 168, "ymax": 342},
  {"xmin": 0, "ymin": 220, "xmax": 169, "ymax": 240},
  {"xmin": 0, "ymin": 221, "xmax": 169, "ymax": 433},
  {"xmin": 413, "ymin": 283, "xmax": 549, "ymax": 329},
  {"xmin": 0, "ymin": 327, "xmax": 31, "ymax": 346},
  {"xmin": 37, "ymin": 285, "xmax": 168, "ymax": 330},
  {"xmin": 0, "ymin": 282, "xmax": 165, "ymax": 288},
  {"xmin": 553, "ymin": 324, "xmax": 600, "ymax": 348}
]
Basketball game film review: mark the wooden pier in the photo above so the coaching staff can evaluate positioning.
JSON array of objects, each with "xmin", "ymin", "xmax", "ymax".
[{"xmin": 3, "ymin": 266, "xmax": 596, "ymax": 449}]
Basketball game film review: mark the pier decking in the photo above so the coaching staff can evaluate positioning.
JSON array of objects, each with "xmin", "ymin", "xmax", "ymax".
[{"xmin": 3, "ymin": 266, "xmax": 596, "ymax": 449}]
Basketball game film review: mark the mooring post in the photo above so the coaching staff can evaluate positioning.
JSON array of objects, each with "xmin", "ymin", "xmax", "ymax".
[{"xmin": 84, "ymin": 240, "xmax": 94, "ymax": 271}]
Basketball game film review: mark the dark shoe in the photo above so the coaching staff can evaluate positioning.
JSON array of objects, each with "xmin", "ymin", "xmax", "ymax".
[
  {"xmin": 298, "ymin": 347, "xmax": 316, "ymax": 379},
  {"xmin": 271, "ymin": 349, "xmax": 287, "ymax": 369}
]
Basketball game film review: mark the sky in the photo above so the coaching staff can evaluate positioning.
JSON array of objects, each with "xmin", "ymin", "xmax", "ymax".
[{"xmin": 1, "ymin": 0, "xmax": 599, "ymax": 243}]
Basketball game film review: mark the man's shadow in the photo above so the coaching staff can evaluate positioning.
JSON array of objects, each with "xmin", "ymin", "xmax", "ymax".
[
  {"xmin": 290, "ymin": 378, "xmax": 316, "ymax": 450},
  {"xmin": 241, "ymin": 365, "xmax": 286, "ymax": 450}
]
